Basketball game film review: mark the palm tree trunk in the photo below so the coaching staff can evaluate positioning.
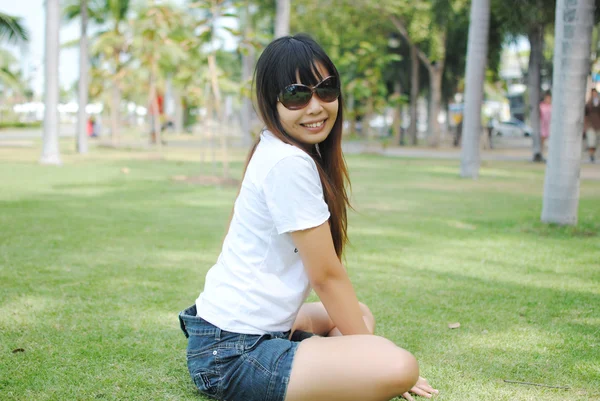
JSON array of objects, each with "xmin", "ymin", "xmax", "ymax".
[
  {"xmin": 77, "ymin": 0, "xmax": 89, "ymax": 154},
  {"xmin": 149, "ymin": 60, "xmax": 162, "ymax": 151},
  {"xmin": 241, "ymin": 1, "xmax": 255, "ymax": 147},
  {"xmin": 40, "ymin": 0, "xmax": 62, "ymax": 165},
  {"xmin": 174, "ymin": 89, "xmax": 184, "ymax": 134},
  {"xmin": 110, "ymin": 52, "xmax": 120, "ymax": 144},
  {"xmin": 541, "ymin": 0, "xmax": 594, "ymax": 225},
  {"xmin": 427, "ymin": 65, "xmax": 443, "ymax": 147},
  {"xmin": 275, "ymin": 0, "xmax": 290, "ymax": 38},
  {"xmin": 460, "ymin": 0, "xmax": 491, "ymax": 178},
  {"xmin": 409, "ymin": 44, "xmax": 419, "ymax": 145},
  {"xmin": 392, "ymin": 81, "xmax": 402, "ymax": 145},
  {"xmin": 208, "ymin": 52, "xmax": 229, "ymax": 179},
  {"xmin": 528, "ymin": 23, "xmax": 544, "ymax": 162}
]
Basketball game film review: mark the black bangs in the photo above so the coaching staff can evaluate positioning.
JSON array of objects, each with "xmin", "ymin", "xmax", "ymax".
[{"xmin": 259, "ymin": 34, "xmax": 339, "ymax": 103}]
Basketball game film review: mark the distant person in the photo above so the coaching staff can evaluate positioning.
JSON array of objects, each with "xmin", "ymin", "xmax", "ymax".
[
  {"xmin": 178, "ymin": 34, "xmax": 438, "ymax": 401},
  {"xmin": 87, "ymin": 117, "xmax": 94, "ymax": 137},
  {"xmin": 539, "ymin": 91, "xmax": 552, "ymax": 160},
  {"xmin": 87, "ymin": 117, "xmax": 98, "ymax": 138},
  {"xmin": 584, "ymin": 88, "xmax": 600, "ymax": 163},
  {"xmin": 453, "ymin": 112, "xmax": 463, "ymax": 147}
]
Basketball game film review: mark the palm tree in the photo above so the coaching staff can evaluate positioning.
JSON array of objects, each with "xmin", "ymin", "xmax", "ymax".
[
  {"xmin": 459, "ymin": 0, "xmax": 491, "ymax": 179},
  {"xmin": 275, "ymin": 0, "xmax": 290, "ymax": 38},
  {"xmin": 541, "ymin": 0, "xmax": 594, "ymax": 224},
  {"xmin": 40, "ymin": 0, "xmax": 62, "ymax": 165},
  {"xmin": 76, "ymin": 0, "xmax": 130, "ymax": 144},
  {"xmin": 78, "ymin": 0, "xmax": 89, "ymax": 154},
  {"xmin": 132, "ymin": 2, "xmax": 188, "ymax": 149},
  {"xmin": 0, "ymin": 12, "xmax": 29, "ymax": 44},
  {"xmin": 0, "ymin": 49, "xmax": 25, "ymax": 92}
]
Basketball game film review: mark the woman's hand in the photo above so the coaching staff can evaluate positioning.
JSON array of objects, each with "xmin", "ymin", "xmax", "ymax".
[{"xmin": 402, "ymin": 376, "xmax": 438, "ymax": 400}]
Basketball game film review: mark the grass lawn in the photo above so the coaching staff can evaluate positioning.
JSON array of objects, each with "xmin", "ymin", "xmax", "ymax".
[{"xmin": 1, "ymin": 143, "xmax": 599, "ymax": 401}]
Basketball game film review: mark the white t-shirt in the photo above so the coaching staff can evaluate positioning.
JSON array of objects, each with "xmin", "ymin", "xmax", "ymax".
[{"xmin": 195, "ymin": 130, "xmax": 331, "ymax": 334}]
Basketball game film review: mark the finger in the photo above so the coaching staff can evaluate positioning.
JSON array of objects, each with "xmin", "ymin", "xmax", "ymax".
[
  {"xmin": 411, "ymin": 387, "xmax": 433, "ymax": 398},
  {"xmin": 402, "ymin": 392, "xmax": 415, "ymax": 401},
  {"xmin": 417, "ymin": 383, "xmax": 439, "ymax": 394}
]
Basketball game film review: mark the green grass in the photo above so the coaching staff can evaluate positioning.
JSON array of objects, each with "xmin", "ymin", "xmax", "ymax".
[{"xmin": 1, "ymin": 145, "xmax": 599, "ymax": 401}]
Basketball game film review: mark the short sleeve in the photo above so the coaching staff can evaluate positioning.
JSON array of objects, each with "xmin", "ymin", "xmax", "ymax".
[{"xmin": 263, "ymin": 155, "xmax": 330, "ymax": 234}]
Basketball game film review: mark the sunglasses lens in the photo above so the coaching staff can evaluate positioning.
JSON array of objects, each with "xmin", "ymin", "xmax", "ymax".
[
  {"xmin": 315, "ymin": 77, "xmax": 340, "ymax": 103},
  {"xmin": 280, "ymin": 85, "xmax": 312, "ymax": 110}
]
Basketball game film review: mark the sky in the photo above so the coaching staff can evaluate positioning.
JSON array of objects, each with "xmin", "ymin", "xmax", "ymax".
[{"xmin": 4, "ymin": 1, "xmax": 80, "ymax": 97}]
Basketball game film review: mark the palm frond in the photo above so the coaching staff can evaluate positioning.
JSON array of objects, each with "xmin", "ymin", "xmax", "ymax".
[{"xmin": 0, "ymin": 12, "xmax": 29, "ymax": 44}]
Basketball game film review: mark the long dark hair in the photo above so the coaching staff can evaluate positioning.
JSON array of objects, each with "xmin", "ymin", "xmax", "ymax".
[{"xmin": 248, "ymin": 33, "xmax": 350, "ymax": 258}]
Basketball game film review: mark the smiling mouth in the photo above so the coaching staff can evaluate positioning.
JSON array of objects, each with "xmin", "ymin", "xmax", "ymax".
[{"xmin": 301, "ymin": 119, "xmax": 326, "ymax": 128}]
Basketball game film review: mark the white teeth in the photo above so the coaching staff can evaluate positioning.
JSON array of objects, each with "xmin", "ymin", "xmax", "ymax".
[{"xmin": 303, "ymin": 120, "xmax": 325, "ymax": 128}]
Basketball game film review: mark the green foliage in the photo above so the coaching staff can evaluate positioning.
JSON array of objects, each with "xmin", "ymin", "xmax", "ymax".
[
  {"xmin": 0, "ymin": 48, "xmax": 27, "ymax": 94},
  {"xmin": 0, "ymin": 121, "xmax": 41, "ymax": 129},
  {"xmin": 0, "ymin": 12, "xmax": 29, "ymax": 44}
]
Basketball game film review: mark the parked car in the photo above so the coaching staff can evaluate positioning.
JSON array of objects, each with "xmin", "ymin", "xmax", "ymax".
[{"xmin": 491, "ymin": 118, "xmax": 532, "ymax": 137}]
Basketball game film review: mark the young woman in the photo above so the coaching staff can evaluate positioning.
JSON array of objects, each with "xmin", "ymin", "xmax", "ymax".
[{"xmin": 179, "ymin": 34, "xmax": 438, "ymax": 401}]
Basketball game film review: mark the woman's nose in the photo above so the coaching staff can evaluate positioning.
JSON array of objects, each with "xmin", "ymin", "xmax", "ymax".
[{"xmin": 305, "ymin": 94, "xmax": 324, "ymax": 114}]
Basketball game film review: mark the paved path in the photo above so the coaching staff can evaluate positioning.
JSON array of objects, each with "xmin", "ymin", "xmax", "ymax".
[{"xmin": 2, "ymin": 127, "xmax": 599, "ymax": 171}]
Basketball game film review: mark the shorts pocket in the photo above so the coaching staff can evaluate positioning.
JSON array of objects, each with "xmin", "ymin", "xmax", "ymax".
[
  {"xmin": 192, "ymin": 369, "xmax": 221, "ymax": 398},
  {"xmin": 244, "ymin": 334, "xmax": 268, "ymax": 352}
]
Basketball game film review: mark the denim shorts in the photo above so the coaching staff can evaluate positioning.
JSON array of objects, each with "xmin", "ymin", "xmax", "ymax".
[{"xmin": 179, "ymin": 305, "xmax": 301, "ymax": 401}]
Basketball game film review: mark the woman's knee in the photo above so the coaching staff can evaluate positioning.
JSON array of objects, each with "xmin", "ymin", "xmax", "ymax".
[
  {"xmin": 372, "ymin": 337, "xmax": 419, "ymax": 396},
  {"xmin": 380, "ymin": 347, "xmax": 419, "ymax": 396}
]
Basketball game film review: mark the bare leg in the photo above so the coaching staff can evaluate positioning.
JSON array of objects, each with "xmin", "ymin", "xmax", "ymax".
[
  {"xmin": 291, "ymin": 302, "xmax": 375, "ymax": 337},
  {"xmin": 285, "ymin": 335, "xmax": 419, "ymax": 401}
]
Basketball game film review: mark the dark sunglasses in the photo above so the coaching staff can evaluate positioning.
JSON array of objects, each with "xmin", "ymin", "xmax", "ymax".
[{"xmin": 277, "ymin": 76, "xmax": 340, "ymax": 110}]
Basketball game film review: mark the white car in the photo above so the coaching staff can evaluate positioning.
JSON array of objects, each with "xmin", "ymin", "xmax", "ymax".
[{"xmin": 491, "ymin": 118, "xmax": 532, "ymax": 137}]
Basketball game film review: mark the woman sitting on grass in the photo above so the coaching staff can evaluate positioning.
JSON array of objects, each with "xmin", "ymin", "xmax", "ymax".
[{"xmin": 179, "ymin": 34, "xmax": 438, "ymax": 401}]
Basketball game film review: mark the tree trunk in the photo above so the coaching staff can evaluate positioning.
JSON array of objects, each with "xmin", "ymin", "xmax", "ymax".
[
  {"xmin": 77, "ymin": 0, "xmax": 89, "ymax": 154},
  {"xmin": 40, "ymin": 0, "xmax": 62, "ymax": 165},
  {"xmin": 174, "ymin": 89, "xmax": 184, "ymax": 134},
  {"xmin": 240, "ymin": 1, "xmax": 255, "ymax": 146},
  {"xmin": 110, "ymin": 81, "xmax": 120, "ymax": 144},
  {"xmin": 149, "ymin": 60, "xmax": 162, "ymax": 151},
  {"xmin": 110, "ymin": 52, "xmax": 120, "ymax": 144},
  {"xmin": 275, "ymin": 0, "xmax": 290, "ymax": 38},
  {"xmin": 392, "ymin": 81, "xmax": 402, "ymax": 145},
  {"xmin": 427, "ymin": 65, "xmax": 443, "ymax": 147},
  {"xmin": 460, "ymin": 0, "xmax": 491, "ymax": 178},
  {"xmin": 541, "ymin": 0, "xmax": 594, "ymax": 225},
  {"xmin": 409, "ymin": 44, "xmax": 419, "ymax": 145},
  {"xmin": 208, "ymin": 52, "xmax": 229, "ymax": 179},
  {"xmin": 528, "ymin": 23, "xmax": 544, "ymax": 162}
]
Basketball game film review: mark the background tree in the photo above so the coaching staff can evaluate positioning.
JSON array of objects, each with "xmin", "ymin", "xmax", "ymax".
[
  {"xmin": 541, "ymin": 0, "xmax": 595, "ymax": 225},
  {"xmin": 491, "ymin": 0, "xmax": 556, "ymax": 162},
  {"xmin": 131, "ymin": 2, "xmax": 188, "ymax": 149},
  {"xmin": 40, "ymin": 0, "xmax": 62, "ymax": 165},
  {"xmin": 460, "ymin": 0, "xmax": 491, "ymax": 179},
  {"xmin": 275, "ymin": 0, "xmax": 290, "ymax": 37},
  {"xmin": 0, "ymin": 49, "xmax": 26, "ymax": 94},
  {"xmin": 388, "ymin": 0, "xmax": 462, "ymax": 147},
  {"xmin": 89, "ymin": 0, "xmax": 131, "ymax": 144},
  {"xmin": 78, "ymin": 0, "xmax": 89, "ymax": 154},
  {"xmin": 0, "ymin": 12, "xmax": 29, "ymax": 44}
]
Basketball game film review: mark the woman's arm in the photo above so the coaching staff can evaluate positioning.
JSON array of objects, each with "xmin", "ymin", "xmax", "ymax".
[{"xmin": 291, "ymin": 222, "xmax": 371, "ymax": 336}]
